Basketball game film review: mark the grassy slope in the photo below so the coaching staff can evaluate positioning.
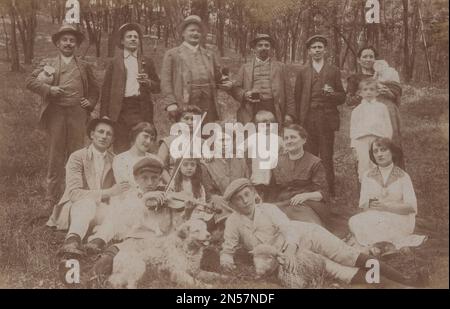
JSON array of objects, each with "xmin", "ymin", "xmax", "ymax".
[{"xmin": 0, "ymin": 17, "xmax": 448, "ymax": 288}]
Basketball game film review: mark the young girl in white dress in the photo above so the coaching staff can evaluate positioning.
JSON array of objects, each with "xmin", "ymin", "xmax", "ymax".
[{"xmin": 348, "ymin": 138, "xmax": 426, "ymax": 253}]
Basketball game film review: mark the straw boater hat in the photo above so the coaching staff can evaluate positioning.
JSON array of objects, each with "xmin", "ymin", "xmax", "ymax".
[
  {"xmin": 179, "ymin": 15, "xmax": 205, "ymax": 34},
  {"xmin": 51, "ymin": 24, "xmax": 85, "ymax": 46},
  {"xmin": 250, "ymin": 33, "xmax": 275, "ymax": 48},
  {"xmin": 117, "ymin": 23, "xmax": 144, "ymax": 48}
]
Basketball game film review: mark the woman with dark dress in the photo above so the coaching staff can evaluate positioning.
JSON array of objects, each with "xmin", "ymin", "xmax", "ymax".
[
  {"xmin": 269, "ymin": 124, "xmax": 330, "ymax": 228},
  {"xmin": 346, "ymin": 46, "xmax": 404, "ymax": 168}
]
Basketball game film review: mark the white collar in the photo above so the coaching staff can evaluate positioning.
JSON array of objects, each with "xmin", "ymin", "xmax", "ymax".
[
  {"xmin": 124, "ymin": 49, "xmax": 138, "ymax": 59},
  {"xmin": 361, "ymin": 98, "xmax": 377, "ymax": 104},
  {"xmin": 60, "ymin": 54, "xmax": 74, "ymax": 64},
  {"xmin": 90, "ymin": 144, "xmax": 107, "ymax": 158},
  {"xmin": 255, "ymin": 57, "xmax": 270, "ymax": 64},
  {"xmin": 379, "ymin": 163, "xmax": 394, "ymax": 172},
  {"xmin": 182, "ymin": 41, "xmax": 200, "ymax": 52},
  {"xmin": 312, "ymin": 59, "xmax": 324, "ymax": 72}
]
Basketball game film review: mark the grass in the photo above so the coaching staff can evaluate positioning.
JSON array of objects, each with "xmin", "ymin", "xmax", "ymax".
[{"xmin": 0, "ymin": 18, "xmax": 448, "ymax": 289}]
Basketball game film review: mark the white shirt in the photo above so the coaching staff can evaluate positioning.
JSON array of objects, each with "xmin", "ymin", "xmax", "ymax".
[
  {"xmin": 379, "ymin": 163, "xmax": 394, "ymax": 184},
  {"xmin": 312, "ymin": 59, "xmax": 324, "ymax": 73},
  {"xmin": 112, "ymin": 150, "xmax": 152, "ymax": 188},
  {"xmin": 182, "ymin": 41, "xmax": 200, "ymax": 53},
  {"xmin": 350, "ymin": 98, "xmax": 393, "ymax": 146},
  {"xmin": 124, "ymin": 49, "xmax": 140, "ymax": 97},
  {"xmin": 60, "ymin": 55, "xmax": 74, "ymax": 65},
  {"xmin": 90, "ymin": 145, "xmax": 107, "ymax": 189}
]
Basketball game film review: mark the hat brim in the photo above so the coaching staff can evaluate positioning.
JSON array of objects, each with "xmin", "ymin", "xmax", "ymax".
[
  {"xmin": 179, "ymin": 20, "xmax": 205, "ymax": 34},
  {"xmin": 250, "ymin": 37, "xmax": 275, "ymax": 48},
  {"xmin": 86, "ymin": 118, "xmax": 116, "ymax": 138},
  {"xmin": 52, "ymin": 30, "xmax": 84, "ymax": 46},
  {"xmin": 306, "ymin": 37, "xmax": 328, "ymax": 48},
  {"xmin": 117, "ymin": 23, "xmax": 144, "ymax": 48}
]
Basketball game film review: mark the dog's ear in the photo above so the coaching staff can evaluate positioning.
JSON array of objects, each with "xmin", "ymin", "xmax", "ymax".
[{"xmin": 177, "ymin": 223, "xmax": 190, "ymax": 240}]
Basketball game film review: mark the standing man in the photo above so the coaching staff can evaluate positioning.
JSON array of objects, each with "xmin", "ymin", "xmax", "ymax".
[
  {"xmin": 294, "ymin": 35, "xmax": 346, "ymax": 196},
  {"xmin": 160, "ymin": 15, "xmax": 232, "ymax": 124},
  {"xmin": 231, "ymin": 34, "xmax": 295, "ymax": 125},
  {"xmin": 100, "ymin": 23, "xmax": 161, "ymax": 153},
  {"xmin": 26, "ymin": 24, "xmax": 99, "ymax": 212},
  {"xmin": 48, "ymin": 117, "xmax": 129, "ymax": 256}
]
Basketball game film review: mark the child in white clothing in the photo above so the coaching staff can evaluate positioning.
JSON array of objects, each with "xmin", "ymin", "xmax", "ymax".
[{"xmin": 350, "ymin": 78, "xmax": 393, "ymax": 181}]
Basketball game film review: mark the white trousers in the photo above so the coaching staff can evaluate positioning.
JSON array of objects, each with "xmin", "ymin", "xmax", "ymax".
[{"xmin": 67, "ymin": 199, "xmax": 110, "ymax": 240}]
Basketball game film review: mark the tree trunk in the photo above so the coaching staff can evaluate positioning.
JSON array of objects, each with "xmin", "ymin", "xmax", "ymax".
[
  {"xmin": 402, "ymin": 0, "xmax": 411, "ymax": 81},
  {"xmin": 8, "ymin": 0, "xmax": 20, "ymax": 71}
]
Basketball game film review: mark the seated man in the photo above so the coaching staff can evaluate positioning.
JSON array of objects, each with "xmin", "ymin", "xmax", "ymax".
[
  {"xmin": 89, "ymin": 156, "xmax": 191, "ymax": 277},
  {"xmin": 48, "ymin": 117, "xmax": 129, "ymax": 257},
  {"xmin": 219, "ymin": 178, "xmax": 425, "ymax": 286},
  {"xmin": 84, "ymin": 155, "xmax": 185, "ymax": 254}
]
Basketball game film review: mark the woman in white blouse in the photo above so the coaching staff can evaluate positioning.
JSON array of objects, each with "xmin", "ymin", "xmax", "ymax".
[
  {"xmin": 112, "ymin": 122, "xmax": 158, "ymax": 187},
  {"xmin": 348, "ymin": 138, "xmax": 426, "ymax": 253}
]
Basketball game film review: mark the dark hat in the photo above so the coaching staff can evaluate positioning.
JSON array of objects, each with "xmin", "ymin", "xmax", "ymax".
[
  {"xmin": 179, "ymin": 15, "xmax": 205, "ymax": 34},
  {"xmin": 51, "ymin": 24, "xmax": 85, "ymax": 46},
  {"xmin": 117, "ymin": 23, "xmax": 143, "ymax": 48},
  {"xmin": 86, "ymin": 117, "xmax": 116, "ymax": 138},
  {"xmin": 250, "ymin": 33, "xmax": 275, "ymax": 48},
  {"xmin": 305, "ymin": 34, "xmax": 328, "ymax": 48},
  {"xmin": 223, "ymin": 178, "xmax": 253, "ymax": 203},
  {"xmin": 133, "ymin": 155, "xmax": 164, "ymax": 176}
]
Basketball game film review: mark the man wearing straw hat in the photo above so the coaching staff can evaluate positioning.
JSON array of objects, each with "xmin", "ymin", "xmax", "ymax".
[
  {"xmin": 231, "ymin": 33, "xmax": 295, "ymax": 126},
  {"xmin": 26, "ymin": 24, "xmax": 100, "ymax": 214},
  {"xmin": 99, "ymin": 23, "xmax": 161, "ymax": 153},
  {"xmin": 160, "ymin": 15, "xmax": 233, "ymax": 124}
]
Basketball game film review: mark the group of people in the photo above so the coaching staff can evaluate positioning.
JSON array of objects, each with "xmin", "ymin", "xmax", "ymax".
[{"xmin": 25, "ymin": 15, "xmax": 426, "ymax": 287}]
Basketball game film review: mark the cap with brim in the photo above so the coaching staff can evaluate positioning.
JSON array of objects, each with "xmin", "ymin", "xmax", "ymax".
[
  {"xmin": 179, "ymin": 15, "xmax": 205, "ymax": 34},
  {"xmin": 51, "ymin": 24, "xmax": 85, "ymax": 46},
  {"xmin": 117, "ymin": 23, "xmax": 143, "ymax": 48},
  {"xmin": 250, "ymin": 34, "xmax": 275, "ymax": 48},
  {"xmin": 305, "ymin": 35, "xmax": 328, "ymax": 49},
  {"xmin": 133, "ymin": 155, "xmax": 164, "ymax": 176},
  {"xmin": 86, "ymin": 117, "xmax": 116, "ymax": 138},
  {"xmin": 223, "ymin": 178, "xmax": 253, "ymax": 203}
]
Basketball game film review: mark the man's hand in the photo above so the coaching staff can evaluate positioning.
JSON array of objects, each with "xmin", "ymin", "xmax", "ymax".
[
  {"xmin": 218, "ymin": 80, "xmax": 233, "ymax": 91},
  {"xmin": 80, "ymin": 98, "xmax": 93, "ymax": 109},
  {"xmin": 142, "ymin": 191, "xmax": 166, "ymax": 207},
  {"xmin": 137, "ymin": 73, "xmax": 151, "ymax": 87},
  {"xmin": 49, "ymin": 86, "xmax": 67, "ymax": 97},
  {"xmin": 290, "ymin": 193, "xmax": 311, "ymax": 207},
  {"xmin": 244, "ymin": 91, "xmax": 260, "ymax": 104},
  {"xmin": 282, "ymin": 244, "xmax": 298, "ymax": 273}
]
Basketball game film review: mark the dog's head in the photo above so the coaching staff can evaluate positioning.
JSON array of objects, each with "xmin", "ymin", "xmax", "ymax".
[
  {"xmin": 176, "ymin": 219, "xmax": 211, "ymax": 253},
  {"xmin": 250, "ymin": 244, "xmax": 281, "ymax": 278}
]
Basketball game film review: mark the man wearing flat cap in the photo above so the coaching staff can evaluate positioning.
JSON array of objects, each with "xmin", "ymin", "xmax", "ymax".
[
  {"xmin": 100, "ymin": 23, "xmax": 161, "ymax": 153},
  {"xmin": 161, "ymin": 15, "xmax": 233, "ymax": 124},
  {"xmin": 47, "ymin": 117, "xmax": 131, "ymax": 257},
  {"xmin": 293, "ymin": 35, "xmax": 346, "ymax": 196},
  {"xmin": 26, "ymin": 24, "xmax": 100, "ymax": 212},
  {"xmin": 231, "ymin": 34, "xmax": 295, "ymax": 125}
]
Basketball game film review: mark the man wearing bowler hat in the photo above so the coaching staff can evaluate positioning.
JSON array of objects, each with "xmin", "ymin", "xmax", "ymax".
[
  {"xmin": 99, "ymin": 23, "xmax": 161, "ymax": 153},
  {"xmin": 161, "ymin": 15, "xmax": 233, "ymax": 124},
  {"xmin": 231, "ymin": 34, "xmax": 295, "ymax": 125},
  {"xmin": 48, "ymin": 117, "xmax": 130, "ymax": 257},
  {"xmin": 26, "ymin": 24, "xmax": 100, "ymax": 213},
  {"xmin": 293, "ymin": 35, "xmax": 346, "ymax": 197}
]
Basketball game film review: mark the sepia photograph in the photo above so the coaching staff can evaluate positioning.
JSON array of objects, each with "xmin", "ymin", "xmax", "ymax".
[{"xmin": 0, "ymin": 0, "xmax": 448, "ymax": 292}]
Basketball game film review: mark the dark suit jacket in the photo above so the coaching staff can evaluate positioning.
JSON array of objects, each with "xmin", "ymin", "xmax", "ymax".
[
  {"xmin": 99, "ymin": 50, "xmax": 160, "ymax": 122},
  {"xmin": 231, "ymin": 58, "xmax": 295, "ymax": 125},
  {"xmin": 294, "ymin": 62, "xmax": 346, "ymax": 131},
  {"xmin": 26, "ymin": 55, "xmax": 99, "ymax": 128}
]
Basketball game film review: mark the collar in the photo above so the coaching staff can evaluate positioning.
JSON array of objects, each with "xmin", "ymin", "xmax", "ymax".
[
  {"xmin": 89, "ymin": 144, "xmax": 107, "ymax": 158},
  {"xmin": 312, "ymin": 59, "xmax": 324, "ymax": 71},
  {"xmin": 367, "ymin": 165, "xmax": 405, "ymax": 187},
  {"xmin": 182, "ymin": 41, "xmax": 200, "ymax": 52},
  {"xmin": 124, "ymin": 49, "xmax": 138, "ymax": 59},
  {"xmin": 361, "ymin": 98, "xmax": 377, "ymax": 105},
  {"xmin": 255, "ymin": 57, "xmax": 271, "ymax": 64},
  {"xmin": 379, "ymin": 163, "xmax": 394, "ymax": 173},
  {"xmin": 60, "ymin": 54, "xmax": 74, "ymax": 64}
]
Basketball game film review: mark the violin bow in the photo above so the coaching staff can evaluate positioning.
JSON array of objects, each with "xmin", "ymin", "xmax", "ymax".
[{"xmin": 164, "ymin": 111, "xmax": 207, "ymax": 195}]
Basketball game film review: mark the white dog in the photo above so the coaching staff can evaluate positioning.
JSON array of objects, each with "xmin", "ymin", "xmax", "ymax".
[{"xmin": 108, "ymin": 219, "xmax": 228, "ymax": 288}]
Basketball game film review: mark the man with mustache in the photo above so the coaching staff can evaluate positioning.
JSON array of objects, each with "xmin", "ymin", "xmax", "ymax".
[
  {"xmin": 100, "ymin": 23, "xmax": 161, "ymax": 153},
  {"xmin": 161, "ymin": 15, "xmax": 232, "ymax": 124},
  {"xmin": 26, "ymin": 24, "xmax": 100, "ymax": 215},
  {"xmin": 293, "ymin": 35, "xmax": 346, "ymax": 197},
  {"xmin": 231, "ymin": 34, "xmax": 295, "ymax": 126}
]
